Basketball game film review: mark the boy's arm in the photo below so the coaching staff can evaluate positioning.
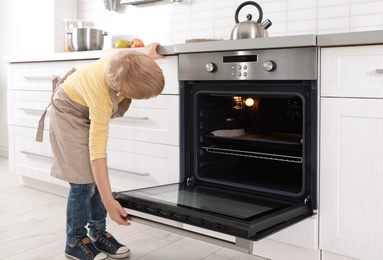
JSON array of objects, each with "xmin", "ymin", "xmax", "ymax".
[{"xmin": 91, "ymin": 158, "xmax": 131, "ymax": 226}]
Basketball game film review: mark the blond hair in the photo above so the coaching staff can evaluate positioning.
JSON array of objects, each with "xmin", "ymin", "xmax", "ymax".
[{"xmin": 106, "ymin": 50, "xmax": 165, "ymax": 99}]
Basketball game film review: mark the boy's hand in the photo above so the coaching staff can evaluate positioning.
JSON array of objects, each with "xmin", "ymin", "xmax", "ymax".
[
  {"xmin": 146, "ymin": 42, "xmax": 165, "ymax": 60},
  {"xmin": 105, "ymin": 198, "xmax": 131, "ymax": 226}
]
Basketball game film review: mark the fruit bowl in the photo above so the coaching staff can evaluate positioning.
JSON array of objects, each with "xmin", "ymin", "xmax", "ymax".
[{"xmin": 111, "ymin": 35, "xmax": 139, "ymax": 48}]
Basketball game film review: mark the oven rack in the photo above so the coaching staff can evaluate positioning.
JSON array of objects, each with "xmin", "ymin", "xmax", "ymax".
[{"xmin": 202, "ymin": 146, "xmax": 303, "ymax": 163}]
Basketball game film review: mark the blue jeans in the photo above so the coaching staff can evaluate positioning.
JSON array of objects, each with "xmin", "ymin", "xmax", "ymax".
[{"xmin": 66, "ymin": 183, "xmax": 107, "ymax": 246}]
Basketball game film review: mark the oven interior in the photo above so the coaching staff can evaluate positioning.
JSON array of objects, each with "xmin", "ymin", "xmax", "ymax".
[{"xmin": 181, "ymin": 81, "xmax": 317, "ymax": 206}]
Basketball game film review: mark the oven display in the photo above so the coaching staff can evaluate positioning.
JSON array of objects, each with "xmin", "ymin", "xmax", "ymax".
[{"xmin": 223, "ymin": 55, "xmax": 258, "ymax": 63}]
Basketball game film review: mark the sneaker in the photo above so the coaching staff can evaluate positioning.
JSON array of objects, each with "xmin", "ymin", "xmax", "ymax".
[
  {"xmin": 65, "ymin": 237, "xmax": 108, "ymax": 260},
  {"xmin": 91, "ymin": 232, "xmax": 131, "ymax": 259}
]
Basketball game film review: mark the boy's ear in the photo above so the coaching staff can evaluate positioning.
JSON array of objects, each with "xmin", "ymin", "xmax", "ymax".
[{"xmin": 116, "ymin": 92, "xmax": 125, "ymax": 97}]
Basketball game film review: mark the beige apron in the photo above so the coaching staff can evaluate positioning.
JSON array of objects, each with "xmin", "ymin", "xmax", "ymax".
[{"xmin": 36, "ymin": 69, "xmax": 132, "ymax": 184}]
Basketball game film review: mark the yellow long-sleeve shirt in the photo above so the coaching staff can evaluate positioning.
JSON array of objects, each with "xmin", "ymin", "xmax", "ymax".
[{"xmin": 61, "ymin": 55, "xmax": 123, "ymax": 161}]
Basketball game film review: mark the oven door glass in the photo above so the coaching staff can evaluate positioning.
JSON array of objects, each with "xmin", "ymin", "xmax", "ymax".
[{"xmin": 113, "ymin": 182, "xmax": 313, "ymax": 240}]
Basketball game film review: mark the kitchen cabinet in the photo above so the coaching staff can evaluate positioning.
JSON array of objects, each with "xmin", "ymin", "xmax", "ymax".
[
  {"xmin": 320, "ymin": 45, "xmax": 383, "ymax": 260},
  {"xmin": 7, "ymin": 54, "xmax": 179, "ymax": 195}
]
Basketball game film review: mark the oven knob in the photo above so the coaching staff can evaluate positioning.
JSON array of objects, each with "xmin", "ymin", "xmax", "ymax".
[
  {"xmin": 263, "ymin": 60, "xmax": 276, "ymax": 72},
  {"xmin": 205, "ymin": 62, "xmax": 217, "ymax": 73}
]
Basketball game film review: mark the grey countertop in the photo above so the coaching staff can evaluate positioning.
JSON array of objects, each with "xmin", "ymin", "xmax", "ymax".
[
  {"xmin": 317, "ymin": 30, "xmax": 383, "ymax": 47},
  {"xmin": 5, "ymin": 44, "xmax": 176, "ymax": 63},
  {"xmin": 174, "ymin": 30, "xmax": 383, "ymax": 53},
  {"xmin": 5, "ymin": 30, "xmax": 383, "ymax": 63}
]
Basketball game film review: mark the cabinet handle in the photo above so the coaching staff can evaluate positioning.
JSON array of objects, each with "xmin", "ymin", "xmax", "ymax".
[
  {"xmin": 23, "ymin": 76, "xmax": 54, "ymax": 80},
  {"xmin": 108, "ymin": 167, "xmax": 150, "ymax": 177},
  {"xmin": 21, "ymin": 150, "xmax": 53, "ymax": 159},
  {"xmin": 119, "ymin": 116, "xmax": 149, "ymax": 121},
  {"xmin": 20, "ymin": 108, "xmax": 47, "ymax": 114},
  {"xmin": 376, "ymin": 69, "xmax": 383, "ymax": 74}
]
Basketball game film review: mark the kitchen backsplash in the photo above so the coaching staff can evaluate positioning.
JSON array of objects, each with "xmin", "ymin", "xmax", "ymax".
[{"xmin": 78, "ymin": 0, "xmax": 383, "ymax": 46}]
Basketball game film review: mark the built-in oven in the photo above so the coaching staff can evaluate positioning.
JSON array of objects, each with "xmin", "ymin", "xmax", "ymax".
[{"xmin": 114, "ymin": 46, "xmax": 318, "ymax": 252}]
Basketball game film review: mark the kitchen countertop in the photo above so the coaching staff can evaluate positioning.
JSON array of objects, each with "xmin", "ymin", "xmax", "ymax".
[
  {"xmin": 5, "ymin": 44, "xmax": 175, "ymax": 63},
  {"xmin": 174, "ymin": 30, "xmax": 383, "ymax": 53},
  {"xmin": 5, "ymin": 30, "xmax": 383, "ymax": 63},
  {"xmin": 317, "ymin": 30, "xmax": 383, "ymax": 47}
]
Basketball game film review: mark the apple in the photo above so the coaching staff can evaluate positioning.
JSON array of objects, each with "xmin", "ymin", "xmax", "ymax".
[
  {"xmin": 114, "ymin": 39, "xmax": 130, "ymax": 48},
  {"xmin": 131, "ymin": 38, "xmax": 144, "ymax": 48}
]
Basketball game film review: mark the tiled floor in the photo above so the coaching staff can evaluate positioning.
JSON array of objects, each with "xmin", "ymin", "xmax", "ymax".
[{"xmin": 0, "ymin": 157, "xmax": 266, "ymax": 260}]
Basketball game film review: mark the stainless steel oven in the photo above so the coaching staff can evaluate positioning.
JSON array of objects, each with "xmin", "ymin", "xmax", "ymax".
[{"xmin": 114, "ymin": 46, "xmax": 318, "ymax": 252}]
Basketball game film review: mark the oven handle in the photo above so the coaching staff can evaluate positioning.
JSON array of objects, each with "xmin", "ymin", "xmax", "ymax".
[{"xmin": 128, "ymin": 213, "xmax": 254, "ymax": 254}]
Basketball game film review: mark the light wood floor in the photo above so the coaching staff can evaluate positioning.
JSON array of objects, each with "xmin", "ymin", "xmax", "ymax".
[{"xmin": 0, "ymin": 157, "xmax": 266, "ymax": 260}]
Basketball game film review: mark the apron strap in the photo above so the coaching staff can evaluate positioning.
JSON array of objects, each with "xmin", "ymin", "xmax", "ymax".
[
  {"xmin": 109, "ymin": 88, "xmax": 132, "ymax": 119},
  {"xmin": 110, "ymin": 88, "xmax": 119, "ymax": 116},
  {"xmin": 35, "ymin": 68, "xmax": 76, "ymax": 142},
  {"xmin": 35, "ymin": 103, "xmax": 51, "ymax": 142}
]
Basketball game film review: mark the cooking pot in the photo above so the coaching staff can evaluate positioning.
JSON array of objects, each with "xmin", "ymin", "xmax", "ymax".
[
  {"xmin": 230, "ymin": 1, "xmax": 272, "ymax": 40},
  {"xmin": 68, "ymin": 28, "xmax": 108, "ymax": 51}
]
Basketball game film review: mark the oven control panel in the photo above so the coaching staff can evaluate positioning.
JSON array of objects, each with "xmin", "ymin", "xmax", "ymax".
[{"xmin": 179, "ymin": 47, "xmax": 317, "ymax": 81}]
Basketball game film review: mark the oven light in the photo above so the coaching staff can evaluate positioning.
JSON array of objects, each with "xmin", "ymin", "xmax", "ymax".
[
  {"xmin": 233, "ymin": 96, "xmax": 242, "ymax": 109},
  {"xmin": 245, "ymin": 98, "xmax": 254, "ymax": 107}
]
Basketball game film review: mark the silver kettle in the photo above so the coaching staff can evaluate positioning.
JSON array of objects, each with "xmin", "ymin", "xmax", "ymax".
[{"xmin": 230, "ymin": 1, "xmax": 272, "ymax": 40}]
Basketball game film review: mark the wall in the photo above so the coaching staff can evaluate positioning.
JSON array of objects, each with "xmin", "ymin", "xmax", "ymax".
[
  {"xmin": 78, "ymin": 0, "xmax": 383, "ymax": 46},
  {"xmin": 0, "ymin": 0, "xmax": 77, "ymax": 158},
  {"xmin": 0, "ymin": 1, "xmax": 13, "ymax": 157}
]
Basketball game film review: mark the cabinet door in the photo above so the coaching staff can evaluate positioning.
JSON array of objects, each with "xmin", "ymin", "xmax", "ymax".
[
  {"xmin": 321, "ymin": 45, "xmax": 383, "ymax": 98},
  {"xmin": 8, "ymin": 90, "xmax": 51, "ymax": 128},
  {"xmin": 107, "ymin": 138, "xmax": 179, "ymax": 191},
  {"xmin": 320, "ymin": 98, "xmax": 383, "ymax": 260},
  {"xmin": 8, "ymin": 60, "xmax": 92, "ymax": 91},
  {"xmin": 322, "ymin": 251, "xmax": 359, "ymax": 260},
  {"xmin": 156, "ymin": 56, "xmax": 178, "ymax": 95},
  {"xmin": 109, "ymin": 95, "xmax": 179, "ymax": 146}
]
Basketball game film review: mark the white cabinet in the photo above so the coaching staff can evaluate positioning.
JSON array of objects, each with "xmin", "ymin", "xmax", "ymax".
[
  {"xmin": 109, "ymin": 95, "xmax": 179, "ymax": 146},
  {"xmin": 321, "ymin": 45, "xmax": 383, "ymax": 98},
  {"xmin": 7, "ymin": 60, "xmax": 90, "ymax": 188},
  {"xmin": 7, "ymin": 55, "xmax": 179, "ymax": 194},
  {"xmin": 320, "ymin": 45, "xmax": 383, "ymax": 260}
]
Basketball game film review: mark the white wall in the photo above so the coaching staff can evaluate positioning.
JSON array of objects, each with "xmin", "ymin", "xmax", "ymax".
[
  {"xmin": 0, "ymin": 1, "xmax": 13, "ymax": 157},
  {"xmin": 78, "ymin": 0, "xmax": 383, "ymax": 46},
  {"xmin": 0, "ymin": 0, "xmax": 77, "ymax": 158}
]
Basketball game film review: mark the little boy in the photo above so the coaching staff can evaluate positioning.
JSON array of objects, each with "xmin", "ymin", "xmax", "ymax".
[{"xmin": 40, "ymin": 43, "xmax": 165, "ymax": 259}]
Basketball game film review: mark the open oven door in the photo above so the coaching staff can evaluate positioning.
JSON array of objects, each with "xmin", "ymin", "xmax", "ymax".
[{"xmin": 113, "ymin": 181, "xmax": 314, "ymax": 252}]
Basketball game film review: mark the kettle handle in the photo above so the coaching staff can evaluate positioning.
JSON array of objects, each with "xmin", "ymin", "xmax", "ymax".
[{"xmin": 234, "ymin": 1, "xmax": 263, "ymax": 24}]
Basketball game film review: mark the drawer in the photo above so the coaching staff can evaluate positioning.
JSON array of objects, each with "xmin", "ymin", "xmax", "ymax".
[
  {"xmin": 9, "ymin": 124, "xmax": 179, "ymax": 191},
  {"xmin": 156, "ymin": 56, "xmax": 179, "ymax": 95},
  {"xmin": 109, "ymin": 94, "xmax": 179, "ymax": 146},
  {"xmin": 8, "ymin": 60, "xmax": 94, "ymax": 91},
  {"xmin": 321, "ymin": 45, "xmax": 383, "ymax": 98},
  {"xmin": 107, "ymin": 138, "xmax": 180, "ymax": 191},
  {"xmin": 8, "ymin": 90, "xmax": 51, "ymax": 128},
  {"xmin": 8, "ymin": 126, "xmax": 68, "ymax": 186}
]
